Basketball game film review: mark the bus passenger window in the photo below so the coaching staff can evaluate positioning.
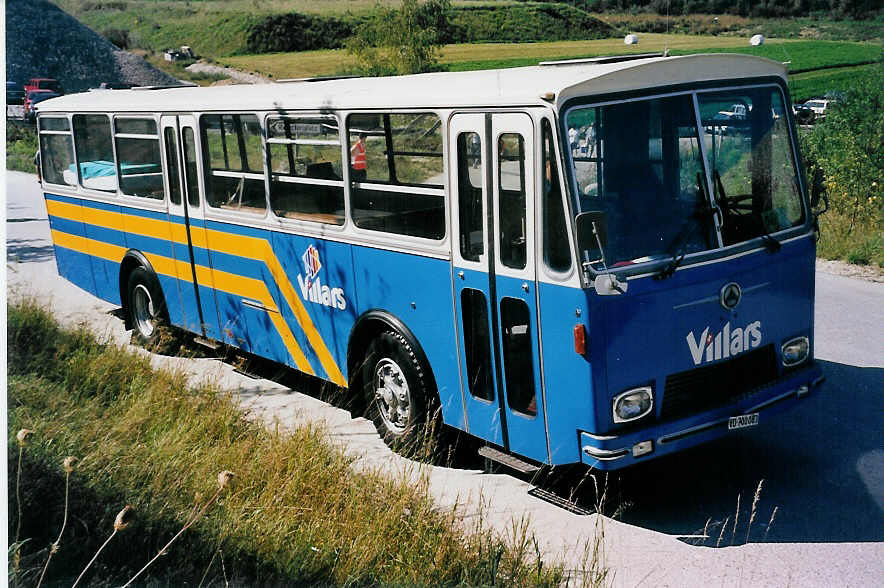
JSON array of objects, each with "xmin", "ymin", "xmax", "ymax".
[
  {"xmin": 72, "ymin": 114, "xmax": 116, "ymax": 192},
  {"xmin": 347, "ymin": 112, "xmax": 445, "ymax": 240},
  {"xmin": 457, "ymin": 132, "xmax": 483, "ymax": 261},
  {"xmin": 267, "ymin": 116, "xmax": 344, "ymax": 225},
  {"xmin": 115, "ymin": 117, "xmax": 164, "ymax": 199},
  {"xmin": 461, "ymin": 288, "xmax": 494, "ymax": 402},
  {"xmin": 201, "ymin": 114, "xmax": 267, "ymax": 214},
  {"xmin": 38, "ymin": 117, "xmax": 74, "ymax": 186},
  {"xmin": 498, "ymin": 133, "xmax": 527, "ymax": 269}
]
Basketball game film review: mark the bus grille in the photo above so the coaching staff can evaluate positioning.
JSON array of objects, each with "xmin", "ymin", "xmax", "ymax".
[{"xmin": 661, "ymin": 345, "xmax": 778, "ymax": 421}]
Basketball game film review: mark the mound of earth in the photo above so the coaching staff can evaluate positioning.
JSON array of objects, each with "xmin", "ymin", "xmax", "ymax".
[{"xmin": 5, "ymin": 0, "xmax": 180, "ymax": 91}]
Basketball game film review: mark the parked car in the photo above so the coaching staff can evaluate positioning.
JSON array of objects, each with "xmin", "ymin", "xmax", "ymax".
[
  {"xmin": 796, "ymin": 98, "xmax": 835, "ymax": 124},
  {"xmin": 24, "ymin": 77, "xmax": 63, "ymax": 95},
  {"xmin": 6, "ymin": 81, "xmax": 25, "ymax": 105},
  {"xmin": 24, "ymin": 89, "xmax": 60, "ymax": 121}
]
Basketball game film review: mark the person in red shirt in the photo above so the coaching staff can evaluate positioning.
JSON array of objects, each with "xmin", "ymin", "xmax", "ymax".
[{"xmin": 350, "ymin": 132, "xmax": 367, "ymax": 181}]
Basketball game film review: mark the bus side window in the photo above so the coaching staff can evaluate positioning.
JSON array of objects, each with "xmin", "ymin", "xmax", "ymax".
[
  {"xmin": 115, "ymin": 117, "xmax": 164, "ymax": 200},
  {"xmin": 163, "ymin": 127, "xmax": 182, "ymax": 206},
  {"xmin": 457, "ymin": 131, "xmax": 483, "ymax": 261},
  {"xmin": 497, "ymin": 133, "xmax": 526, "ymax": 269},
  {"xmin": 201, "ymin": 114, "xmax": 267, "ymax": 214},
  {"xmin": 72, "ymin": 114, "xmax": 116, "ymax": 192},
  {"xmin": 347, "ymin": 112, "xmax": 445, "ymax": 240},
  {"xmin": 38, "ymin": 116, "xmax": 75, "ymax": 186},
  {"xmin": 182, "ymin": 127, "xmax": 200, "ymax": 208},
  {"xmin": 541, "ymin": 119, "xmax": 571, "ymax": 272},
  {"xmin": 267, "ymin": 116, "xmax": 344, "ymax": 225}
]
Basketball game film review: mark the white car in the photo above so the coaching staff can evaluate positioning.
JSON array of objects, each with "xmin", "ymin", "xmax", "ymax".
[{"xmin": 801, "ymin": 99, "xmax": 833, "ymax": 117}]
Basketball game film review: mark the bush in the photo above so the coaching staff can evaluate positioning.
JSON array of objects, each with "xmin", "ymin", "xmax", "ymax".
[
  {"xmin": 6, "ymin": 124, "xmax": 38, "ymax": 173},
  {"xmin": 102, "ymin": 27, "xmax": 131, "ymax": 49},
  {"xmin": 245, "ymin": 12, "xmax": 356, "ymax": 53}
]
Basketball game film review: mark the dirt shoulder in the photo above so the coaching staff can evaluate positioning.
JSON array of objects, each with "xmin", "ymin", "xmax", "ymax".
[{"xmin": 815, "ymin": 258, "xmax": 884, "ymax": 283}]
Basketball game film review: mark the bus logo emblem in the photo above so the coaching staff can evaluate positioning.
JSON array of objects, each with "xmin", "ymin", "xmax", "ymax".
[
  {"xmin": 302, "ymin": 244, "xmax": 322, "ymax": 286},
  {"xmin": 720, "ymin": 282, "xmax": 742, "ymax": 310}
]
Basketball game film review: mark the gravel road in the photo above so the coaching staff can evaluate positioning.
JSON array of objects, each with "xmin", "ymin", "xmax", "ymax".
[{"xmin": 6, "ymin": 170, "xmax": 883, "ymax": 586}]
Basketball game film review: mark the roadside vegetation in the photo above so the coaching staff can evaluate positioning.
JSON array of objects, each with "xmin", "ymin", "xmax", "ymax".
[
  {"xmin": 6, "ymin": 124, "xmax": 37, "ymax": 173},
  {"xmin": 7, "ymin": 299, "xmax": 574, "ymax": 587},
  {"xmin": 802, "ymin": 62, "xmax": 884, "ymax": 267}
]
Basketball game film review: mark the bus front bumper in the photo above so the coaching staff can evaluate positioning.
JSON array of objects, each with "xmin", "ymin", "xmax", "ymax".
[{"xmin": 578, "ymin": 363, "xmax": 824, "ymax": 470}]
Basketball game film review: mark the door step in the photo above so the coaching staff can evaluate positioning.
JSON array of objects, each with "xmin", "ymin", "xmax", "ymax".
[
  {"xmin": 478, "ymin": 445, "xmax": 540, "ymax": 474},
  {"xmin": 193, "ymin": 336, "xmax": 222, "ymax": 350}
]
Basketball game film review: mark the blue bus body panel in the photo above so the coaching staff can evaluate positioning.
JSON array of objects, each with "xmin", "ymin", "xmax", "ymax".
[
  {"xmin": 352, "ymin": 246, "xmax": 465, "ymax": 430},
  {"xmin": 537, "ymin": 281, "xmax": 595, "ymax": 465},
  {"xmin": 45, "ymin": 194, "xmax": 98, "ymax": 295},
  {"xmin": 270, "ymin": 231, "xmax": 357, "ymax": 379},
  {"xmin": 83, "ymin": 199, "xmax": 123, "ymax": 305},
  {"xmin": 165, "ymin": 214, "xmax": 203, "ymax": 333}
]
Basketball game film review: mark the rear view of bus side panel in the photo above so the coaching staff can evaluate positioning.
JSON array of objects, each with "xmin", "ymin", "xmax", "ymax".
[
  {"xmin": 351, "ymin": 245, "xmax": 466, "ymax": 431},
  {"xmin": 44, "ymin": 193, "xmax": 99, "ymax": 296}
]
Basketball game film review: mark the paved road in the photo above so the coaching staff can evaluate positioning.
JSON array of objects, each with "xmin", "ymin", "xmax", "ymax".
[{"xmin": 6, "ymin": 171, "xmax": 883, "ymax": 586}]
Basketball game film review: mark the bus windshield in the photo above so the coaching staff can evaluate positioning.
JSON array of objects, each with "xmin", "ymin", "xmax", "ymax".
[{"xmin": 565, "ymin": 86, "xmax": 805, "ymax": 268}]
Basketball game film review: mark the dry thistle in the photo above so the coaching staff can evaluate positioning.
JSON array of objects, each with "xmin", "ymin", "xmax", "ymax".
[
  {"xmin": 16, "ymin": 428, "xmax": 34, "ymax": 445},
  {"xmin": 36, "ymin": 457, "xmax": 80, "ymax": 588},
  {"xmin": 122, "ymin": 472, "xmax": 234, "ymax": 587},
  {"xmin": 218, "ymin": 470, "xmax": 235, "ymax": 490},
  {"xmin": 63, "ymin": 456, "xmax": 78, "ymax": 473},
  {"xmin": 115, "ymin": 505, "xmax": 135, "ymax": 531},
  {"xmin": 72, "ymin": 505, "xmax": 134, "ymax": 588}
]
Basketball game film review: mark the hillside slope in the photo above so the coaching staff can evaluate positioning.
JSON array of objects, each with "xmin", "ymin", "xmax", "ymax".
[{"xmin": 5, "ymin": 0, "xmax": 180, "ymax": 91}]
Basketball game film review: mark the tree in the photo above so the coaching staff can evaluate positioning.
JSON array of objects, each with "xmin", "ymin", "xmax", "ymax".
[{"xmin": 347, "ymin": 0, "xmax": 451, "ymax": 76}]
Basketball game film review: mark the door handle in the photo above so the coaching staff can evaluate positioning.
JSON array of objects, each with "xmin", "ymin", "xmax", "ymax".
[
  {"xmin": 458, "ymin": 271, "xmax": 465, "ymax": 279},
  {"xmin": 522, "ymin": 282, "xmax": 529, "ymax": 292}
]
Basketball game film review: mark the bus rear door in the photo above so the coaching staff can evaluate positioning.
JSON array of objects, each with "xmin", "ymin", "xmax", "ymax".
[{"xmin": 450, "ymin": 112, "xmax": 549, "ymax": 464}]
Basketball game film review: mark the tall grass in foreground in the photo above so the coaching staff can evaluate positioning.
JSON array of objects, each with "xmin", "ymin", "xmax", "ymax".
[{"xmin": 7, "ymin": 299, "xmax": 576, "ymax": 586}]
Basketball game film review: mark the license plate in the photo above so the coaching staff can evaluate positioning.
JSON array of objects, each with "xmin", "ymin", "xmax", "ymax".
[{"xmin": 728, "ymin": 413, "xmax": 759, "ymax": 430}]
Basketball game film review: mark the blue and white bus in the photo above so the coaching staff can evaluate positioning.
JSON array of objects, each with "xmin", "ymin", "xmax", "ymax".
[{"xmin": 36, "ymin": 53, "xmax": 824, "ymax": 471}]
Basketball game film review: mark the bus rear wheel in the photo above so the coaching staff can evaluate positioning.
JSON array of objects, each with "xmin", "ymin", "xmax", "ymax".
[
  {"xmin": 361, "ymin": 331, "xmax": 438, "ymax": 452},
  {"xmin": 126, "ymin": 267, "xmax": 169, "ymax": 347}
]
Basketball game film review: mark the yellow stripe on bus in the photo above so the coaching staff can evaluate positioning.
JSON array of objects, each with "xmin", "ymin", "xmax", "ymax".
[
  {"xmin": 47, "ymin": 199, "xmax": 344, "ymax": 385},
  {"xmin": 49, "ymin": 227, "xmax": 313, "ymax": 376},
  {"xmin": 199, "ymin": 226, "xmax": 347, "ymax": 387}
]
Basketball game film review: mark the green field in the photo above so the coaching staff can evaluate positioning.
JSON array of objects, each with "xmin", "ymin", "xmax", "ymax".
[{"xmin": 218, "ymin": 34, "xmax": 882, "ymax": 81}]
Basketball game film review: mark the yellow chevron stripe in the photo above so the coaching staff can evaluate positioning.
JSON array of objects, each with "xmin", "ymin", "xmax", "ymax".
[
  {"xmin": 200, "ymin": 227, "xmax": 347, "ymax": 386},
  {"xmin": 46, "ymin": 198, "xmax": 345, "ymax": 385},
  {"xmin": 49, "ymin": 226, "xmax": 313, "ymax": 375}
]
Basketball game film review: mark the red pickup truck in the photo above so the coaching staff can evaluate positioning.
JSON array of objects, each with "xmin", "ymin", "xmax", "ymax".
[{"xmin": 24, "ymin": 78, "xmax": 63, "ymax": 95}]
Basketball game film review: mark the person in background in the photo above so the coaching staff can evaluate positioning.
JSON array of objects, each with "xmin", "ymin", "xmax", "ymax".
[{"xmin": 350, "ymin": 132, "xmax": 367, "ymax": 181}]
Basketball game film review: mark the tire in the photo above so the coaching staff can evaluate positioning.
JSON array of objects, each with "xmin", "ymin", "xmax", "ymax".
[
  {"xmin": 126, "ymin": 266, "xmax": 169, "ymax": 346},
  {"xmin": 361, "ymin": 331, "xmax": 439, "ymax": 452}
]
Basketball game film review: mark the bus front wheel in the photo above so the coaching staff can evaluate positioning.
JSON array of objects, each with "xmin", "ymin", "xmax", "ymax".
[
  {"xmin": 126, "ymin": 267, "xmax": 169, "ymax": 346},
  {"xmin": 361, "ymin": 331, "xmax": 438, "ymax": 452}
]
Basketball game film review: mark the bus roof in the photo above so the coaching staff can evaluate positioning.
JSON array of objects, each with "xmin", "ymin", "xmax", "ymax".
[{"xmin": 36, "ymin": 54, "xmax": 786, "ymax": 115}]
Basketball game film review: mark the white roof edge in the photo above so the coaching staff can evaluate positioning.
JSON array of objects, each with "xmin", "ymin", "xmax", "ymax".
[{"xmin": 35, "ymin": 53, "xmax": 788, "ymax": 115}]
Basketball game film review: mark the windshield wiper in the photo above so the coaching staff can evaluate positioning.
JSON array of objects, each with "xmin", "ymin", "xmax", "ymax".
[{"xmin": 655, "ymin": 173, "xmax": 717, "ymax": 280}]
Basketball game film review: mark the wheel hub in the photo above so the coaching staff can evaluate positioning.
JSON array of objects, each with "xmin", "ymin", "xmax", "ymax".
[
  {"xmin": 374, "ymin": 358, "xmax": 411, "ymax": 435},
  {"xmin": 132, "ymin": 283, "xmax": 156, "ymax": 338}
]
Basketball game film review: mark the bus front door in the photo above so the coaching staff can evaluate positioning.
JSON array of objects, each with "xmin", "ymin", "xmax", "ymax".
[{"xmin": 450, "ymin": 112, "xmax": 549, "ymax": 464}]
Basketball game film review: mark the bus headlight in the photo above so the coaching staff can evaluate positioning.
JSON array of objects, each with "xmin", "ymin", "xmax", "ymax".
[
  {"xmin": 781, "ymin": 336, "xmax": 809, "ymax": 367},
  {"xmin": 612, "ymin": 386, "xmax": 653, "ymax": 423}
]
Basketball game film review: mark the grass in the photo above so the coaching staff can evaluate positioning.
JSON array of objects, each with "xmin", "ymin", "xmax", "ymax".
[
  {"xmin": 789, "ymin": 62, "xmax": 881, "ymax": 101},
  {"xmin": 7, "ymin": 299, "xmax": 574, "ymax": 586}
]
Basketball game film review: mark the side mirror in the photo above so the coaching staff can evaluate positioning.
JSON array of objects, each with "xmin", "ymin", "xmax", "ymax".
[
  {"xmin": 810, "ymin": 167, "xmax": 826, "ymax": 209},
  {"xmin": 575, "ymin": 210, "xmax": 608, "ymax": 261}
]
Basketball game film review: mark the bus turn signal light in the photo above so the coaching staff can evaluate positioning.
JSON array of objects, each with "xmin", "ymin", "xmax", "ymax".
[{"xmin": 574, "ymin": 324, "xmax": 586, "ymax": 355}]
